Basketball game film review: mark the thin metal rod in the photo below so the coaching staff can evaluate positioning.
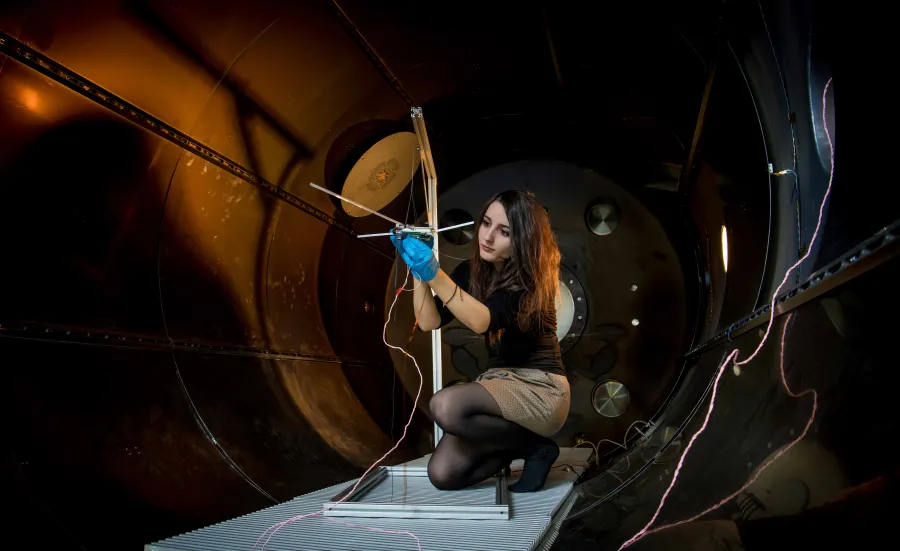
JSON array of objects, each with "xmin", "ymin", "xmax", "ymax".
[
  {"xmin": 542, "ymin": 7, "xmax": 564, "ymax": 89},
  {"xmin": 677, "ymin": 56, "xmax": 718, "ymax": 192},
  {"xmin": 356, "ymin": 221, "xmax": 473, "ymax": 239},
  {"xmin": 422, "ymin": 161, "xmax": 431, "ymax": 222},
  {"xmin": 411, "ymin": 109, "xmax": 437, "ymax": 178},
  {"xmin": 437, "ymin": 221, "xmax": 475, "ymax": 233},
  {"xmin": 357, "ymin": 231, "xmax": 398, "ymax": 238},
  {"xmin": 309, "ymin": 183, "xmax": 403, "ymax": 226},
  {"xmin": 327, "ymin": 0, "xmax": 416, "ymax": 107}
]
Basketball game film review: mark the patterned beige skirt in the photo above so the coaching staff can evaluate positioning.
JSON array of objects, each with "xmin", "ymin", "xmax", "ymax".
[{"xmin": 475, "ymin": 368, "xmax": 571, "ymax": 437}]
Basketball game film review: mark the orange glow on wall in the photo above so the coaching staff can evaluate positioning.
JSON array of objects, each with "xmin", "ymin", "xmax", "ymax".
[{"xmin": 21, "ymin": 88, "xmax": 40, "ymax": 112}]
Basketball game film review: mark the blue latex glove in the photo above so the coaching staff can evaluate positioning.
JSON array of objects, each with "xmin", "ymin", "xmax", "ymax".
[
  {"xmin": 389, "ymin": 233, "xmax": 407, "ymax": 256},
  {"xmin": 390, "ymin": 233, "xmax": 439, "ymax": 281}
]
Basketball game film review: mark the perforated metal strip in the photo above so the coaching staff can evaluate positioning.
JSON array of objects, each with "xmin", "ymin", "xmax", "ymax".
[{"xmin": 0, "ymin": 319, "xmax": 384, "ymax": 366}]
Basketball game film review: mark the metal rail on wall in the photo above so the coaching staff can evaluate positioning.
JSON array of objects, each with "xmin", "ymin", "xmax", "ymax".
[
  {"xmin": 0, "ymin": 319, "xmax": 385, "ymax": 366},
  {"xmin": 685, "ymin": 218, "xmax": 900, "ymax": 359},
  {"xmin": 0, "ymin": 31, "xmax": 392, "ymax": 261}
]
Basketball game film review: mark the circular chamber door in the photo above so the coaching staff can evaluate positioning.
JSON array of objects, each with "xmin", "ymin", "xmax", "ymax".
[
  {"xmin": 557, "ymin": 264, "xmax": 587, "ymax": 354},
  {"xmin": 556, "ymin": 281, "xmax": 575, "ymax": 341}
]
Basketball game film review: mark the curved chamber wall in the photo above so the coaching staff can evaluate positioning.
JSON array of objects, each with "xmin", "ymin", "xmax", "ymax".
[
  {"xmin": 2, "ymin": 0, "xmax": 891, "ymax": 550},
  {"xmin": 0, "ymin": 1, "xmax": 713, "ymax": 547},
  {"xmin": 0, "ymin": 1, "xmax": 431, "ymax": 547},
  {"xmin": 557, "ymin": 241, "xmax": 900, "ymax": 549},
  {"xmin": 554, "ymin": 2, "xmax": 899, "ymax": 548}
]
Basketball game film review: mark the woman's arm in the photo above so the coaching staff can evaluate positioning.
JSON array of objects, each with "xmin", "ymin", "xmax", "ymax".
[
  {"xmin": 412, "ymin": 279, "xmax": 441, "ymax": 331},
  {"xmin": 392, "ymin": 234, "xmax": 491, "ymax": 333},
  {"xmin": 426, "ymin": 269, "xmax": 491, "ymax": 334}
]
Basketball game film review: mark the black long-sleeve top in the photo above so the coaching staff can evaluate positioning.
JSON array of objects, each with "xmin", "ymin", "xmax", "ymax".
[{"xmin": 431, "ymin": 261, "xmax": 565, "ymax": 376}]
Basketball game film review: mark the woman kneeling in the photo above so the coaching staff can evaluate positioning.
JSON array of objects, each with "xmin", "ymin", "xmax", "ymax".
[{"xmin": 391, "ymin": 190, "xmax": 570, "ymax": 493}]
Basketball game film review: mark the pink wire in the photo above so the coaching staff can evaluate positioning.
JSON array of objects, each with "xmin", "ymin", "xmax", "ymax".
[
  {"xmin": 615, "ymin": 348, "xmax": 738, "ymax": 550},
  {"xmin": 642, "ymin": 314, "xmax": 816, "ymax": 537},
  {"xmin": 252, "ymin": 267, "xmax": 424, "ymax": 551},
  {"xmin": 735, "ymin": 78, "xmax": 835, "ymax": 367},
  {"xmin": 320, "ymin": 517, "xmax": 422, "ymax": 548},
  {"xmin": 617, "ymin": 77, "xmax": 834, "ymax": 550}
]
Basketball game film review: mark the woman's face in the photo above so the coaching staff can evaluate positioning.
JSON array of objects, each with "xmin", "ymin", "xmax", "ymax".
[{"xmin": 478, "ymin": 201, "xmax": 512, "ymax": 264}]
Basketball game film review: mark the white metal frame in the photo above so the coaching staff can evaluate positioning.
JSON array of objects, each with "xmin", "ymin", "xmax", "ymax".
[
  {"xmin": 410, "ymin": 107, "xmax": 444, "ymax": 447},
  {"xmin": 322, "ymin": 466, "xmax": 509, "ymax": 520},
  {"xmin": 309, "ymin": 108, "xmax": 447, "ymax": 448}
]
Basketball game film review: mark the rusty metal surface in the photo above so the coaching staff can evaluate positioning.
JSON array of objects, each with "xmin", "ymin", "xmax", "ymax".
[
  {"xmin": 1, "ymin": 2, "xmax": 429, "ymax": 549},
  {"xmin": 0, "ymin": 30, "xmax": 365, "ymax": 238},
  {"xmin": 0, "ymin": 61, "xmax": 179, "ymax": 334},
  {"xmin": 171, "ymin": 352, "xmax": 371, "ymax": 498},
  {"xmin": 5, "ymin": 0, "xmax": 306, "ymax": 152},
  {"xmin": 2, "ymin": 0, "xmax": 415, "ymax": 249},
  {"xmin": 1, "ymin": 338, "xmax": 276, "ymax": 547}
]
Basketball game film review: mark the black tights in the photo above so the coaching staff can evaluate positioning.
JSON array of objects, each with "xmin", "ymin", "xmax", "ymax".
[{"xmin": 427, "ymin": 383, "xmax": 559, "ymax": 492}]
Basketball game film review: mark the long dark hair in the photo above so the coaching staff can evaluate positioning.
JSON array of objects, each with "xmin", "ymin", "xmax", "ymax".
[{"xmin": 468, "ymin": 190, "xmax": 560, "ymax": 339}]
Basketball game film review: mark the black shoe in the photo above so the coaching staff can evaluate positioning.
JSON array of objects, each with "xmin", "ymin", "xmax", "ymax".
[{"xmin": 509, "ymin": 439, "xmax": 559, "ymax": 493}]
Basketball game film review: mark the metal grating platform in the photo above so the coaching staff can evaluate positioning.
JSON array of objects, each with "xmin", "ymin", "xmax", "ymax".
[{"xmin": 146, "ymin": 448, "xmax": 591, "ymax": 551}]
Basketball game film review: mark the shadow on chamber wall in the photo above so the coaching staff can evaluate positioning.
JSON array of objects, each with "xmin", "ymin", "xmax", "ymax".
[{"xmin": 0, "ymin": 118, "xmax": 365, "ymax": 549}]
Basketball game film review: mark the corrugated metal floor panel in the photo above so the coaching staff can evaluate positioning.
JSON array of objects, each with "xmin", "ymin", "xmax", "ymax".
[{"xmin": 146, "ymin": 448, "xmax": 590, "ymax": 551}]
